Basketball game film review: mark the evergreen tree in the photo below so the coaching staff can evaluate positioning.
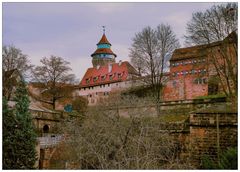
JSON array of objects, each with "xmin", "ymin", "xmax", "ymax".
[
  {"xmin": 3, "ymin": 81, "xmax": 37, "ymax": 169},
  {"xmin": 3, "ymin": 97, "xmax": 17, "ymax": 168}
]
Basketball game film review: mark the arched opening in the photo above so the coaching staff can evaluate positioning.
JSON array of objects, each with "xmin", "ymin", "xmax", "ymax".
[{"xmin": 43, "ymin": 125, "xmax": 49, "ymax": 133}]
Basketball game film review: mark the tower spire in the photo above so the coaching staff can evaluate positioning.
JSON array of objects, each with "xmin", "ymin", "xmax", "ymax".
[
  {"xmin": 91, "ymin": 27, "xmax": 116, "ymax": 67},
  {"xmin": 102, "ymin": 26, "xmax": 105, "ymax": 34}
]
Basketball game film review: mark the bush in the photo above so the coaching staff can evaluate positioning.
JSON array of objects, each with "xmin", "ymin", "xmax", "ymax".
[{"xmin": 201, "ymin": 147, "xmax": 237, "ymax": 169}]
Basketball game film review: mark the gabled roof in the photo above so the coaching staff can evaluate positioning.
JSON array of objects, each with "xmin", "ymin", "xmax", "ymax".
[
  {"xmin": 79, "ymin": 61, "xmax": 138, "ymax": 88},
  {"xmin": 97, "ymin": 34, "xmax": 111, "ymax": 45}
]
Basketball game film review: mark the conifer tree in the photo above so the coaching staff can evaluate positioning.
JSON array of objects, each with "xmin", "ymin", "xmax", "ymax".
[
  {"xmin": 3, "ymin": 97, "xmax": 17, "ymax": 169},
  {"xmin": 3, "ymin": 81, "xmax": 37, "ymax": 169}
]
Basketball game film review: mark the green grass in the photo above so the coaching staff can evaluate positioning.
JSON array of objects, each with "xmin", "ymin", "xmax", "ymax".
[{"xmin": 195, "ymin": 94, "xmax": 226, "ymax": 100}]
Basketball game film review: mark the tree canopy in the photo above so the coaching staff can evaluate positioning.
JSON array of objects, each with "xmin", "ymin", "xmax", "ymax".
[
  {"xmin": 185, "ymin": 3, "xmax": 237, "ymax": 45},
  {"xmin": 31, "ymin": 55, "xmax": 76, "ymax": 109},
  {"xmin": 3, "ymin": 81, "xmax": 37, "ymax": 169}
]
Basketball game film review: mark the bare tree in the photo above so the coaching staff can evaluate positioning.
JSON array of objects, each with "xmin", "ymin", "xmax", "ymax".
[
  {"xmin": 50, "ymin": 95, "xmax": 193, "ymax": 169},
  {"xmin": 31, "ymin": 55, "xmax": 76, "ymax": 110},
  {"xmin": 2, "ymin": 45, "xmax": 33, "ymax": 100},
  {"xmin": 208, "ymin": 32, "xmax": 237, "ymax": 103},
  {"xmin": 129, "ymin": 24, "xmax": 180, "ymax": 106},
  {"xmin": 185, "ymin": 3, "xmax": 237, "ymax": 45},
  {"xmin": 2, "ymin": 45, "xmax": 33, "ymax": 77}
]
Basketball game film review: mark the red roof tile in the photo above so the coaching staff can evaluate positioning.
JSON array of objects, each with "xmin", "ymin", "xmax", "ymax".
[
  {"xmin": 79, "ymin": 61, "xmax": 138, "ymax": 87},
  {"xmin": 97, "ymin": 34, "xmax": 111, "ymax": 45}
]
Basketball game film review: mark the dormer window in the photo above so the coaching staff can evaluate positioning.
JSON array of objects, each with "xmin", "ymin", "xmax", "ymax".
[
  {"xmin": 86, "ymin": 78, "xmax": 90, "ymax": 84},
  {"xmin": 93, "ymin": 76, "xmax": 98, "ymax": 82},
  {"xmin": 118, "ymin": 73, "xmax": 122, "ymax": 79},
  {"xmin": 101, "ymin": 75, "xmax": 106, "ymax": 81},
  {"xmin": 109, "ymin": 74, "xmax": 114, "ymax": 80}
]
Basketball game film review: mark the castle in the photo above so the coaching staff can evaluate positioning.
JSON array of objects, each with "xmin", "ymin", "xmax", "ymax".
[
  {"xmin": 79, "ymin": 30, "xmax": 237, "ymax": 104},
  {"xmin": 78, "ymin": 30, "xmax": 139, "ymax": 105}
]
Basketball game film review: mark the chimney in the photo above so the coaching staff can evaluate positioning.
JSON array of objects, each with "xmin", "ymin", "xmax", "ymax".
[
  {"xmin": 108, "ymin": 64, "xmax": 112, "ymax": 73},
  {"xmin": 119, "ymin": 60, "xmax": 122, "ymax": 66}
]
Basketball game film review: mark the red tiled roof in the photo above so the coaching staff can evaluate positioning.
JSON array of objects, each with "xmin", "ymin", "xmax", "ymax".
[
  {"xmin": 91, "ymin": 48, "xmax": 117, "ymax": 57},
  {"xmin": 80, "ymin": 61, "xmax": 138, "ymax": 87},
  {"xmin": 97, "ymin": 34, "xmax": 111, "ymax": 45}
]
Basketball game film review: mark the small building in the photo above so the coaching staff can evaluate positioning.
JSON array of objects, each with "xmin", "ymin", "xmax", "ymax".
[
  {"xmin": 79, "ymin": 31, "xmax": 139, "ymax": 105},
  {"xmin": 162, "ymin": 32, "xmax": 237, "ymax": 101}
]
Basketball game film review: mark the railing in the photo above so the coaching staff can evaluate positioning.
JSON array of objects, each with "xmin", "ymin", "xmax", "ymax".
[{"xmin": 38, "ymin": 134, "xmax": 64, "ymax": 148}]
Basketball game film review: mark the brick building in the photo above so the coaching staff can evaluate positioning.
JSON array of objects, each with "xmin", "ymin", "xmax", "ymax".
[{"xmin": 162, "ymin": 32, "xmax": 237, "ymax": 101}]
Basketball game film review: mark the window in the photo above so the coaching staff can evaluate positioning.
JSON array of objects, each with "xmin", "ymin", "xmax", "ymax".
[
  {"xmin": 101, "ymin": 75, "xmax": 106, "ymax": 81},
  {"xmin": 86, "ymin": 78, "xmax": 90, "ymax": 84},
  {"xmin": 84, "ymin": 88, "xmax": 86, "ymax": 90},
  {"xmin": 172, "ymin": 80, "xmax": 177, "ymax": 87},
  {"xmin": 108, "ymin": 83, "xmax": 110, "ymax": 87},
  {"xmin": 93, "ymin": 76, "xmax": 98, "ymax": 82},
  {"xmin": 118, "ymin": 73, "xmax": 122, "ymax": 79},
  {"xmin": 109, "ymin": 74, "xmax": 114, "ymax": 80},
  {"xmin": 194, "ymin": 78, "xmax": 207, "ymax": 85},
  {"xmin": 200, "ymin": 69, "xmax": 207, "ymax": 75},
  {"xmin": 208, "ymin": 83, "xmax": 218, "ymax": 95},
  {"xmin": 104, "ymin": 92, "xmax": 109, "ymax": 96}
]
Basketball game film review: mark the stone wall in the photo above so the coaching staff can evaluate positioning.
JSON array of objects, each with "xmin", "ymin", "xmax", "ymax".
[
  {"xmin": 37, "ymin": 102, "xmax": 237, "ymax": 169},
  {"xmin": 188, "ymin": 104, "xmax": 237, "ymax": 168}
]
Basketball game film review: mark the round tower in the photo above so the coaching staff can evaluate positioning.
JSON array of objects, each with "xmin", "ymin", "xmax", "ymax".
[{"xmin": 91, "ymin": 27, "xmax": 116, "ymax": 67}]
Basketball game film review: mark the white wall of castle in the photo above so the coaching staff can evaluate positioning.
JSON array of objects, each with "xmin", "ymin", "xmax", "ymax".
[{"xmin": 78, "ymin": 80, "xmax": 135, "ymax": 105}]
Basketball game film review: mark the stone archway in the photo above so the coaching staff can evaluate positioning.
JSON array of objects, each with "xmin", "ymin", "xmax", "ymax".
[{"xmin": 43, "ymin": 124, "xmax": 50, "ymax": 134}]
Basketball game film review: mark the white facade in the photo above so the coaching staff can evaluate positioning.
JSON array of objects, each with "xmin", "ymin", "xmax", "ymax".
[{"xmin": 78, "ymin": 80, "xmax": 135, "ymax": 105}]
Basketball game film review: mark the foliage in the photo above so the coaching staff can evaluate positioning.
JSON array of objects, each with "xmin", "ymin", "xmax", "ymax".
[
  {"xmin": 195, "ymin": 94, "xmax": 226, "ymax": 100},
  {"xmin": 3, "ymin": 97, "xmax": 17, "ymax": 168},
  {"xmin": 3, "ymin": 81, "xmax": 37, "ymax": 169},
  {"xmin": 185, "ymin": 3, "xmax": 237, "ymax": 45},
  {"xmin": 72, "ymin": 96, "xmax": 88, "ymax": 113},
  {"xmin": 31, "ymin": 55, "xmax": 76, "ymax": 109},
  {"xmin": 201, "ymin": 147, "xmax": 237, "ymax": 169},
  {"xmin": 121, "ymin": 85, "xmax": 156, "ymax": 98}
]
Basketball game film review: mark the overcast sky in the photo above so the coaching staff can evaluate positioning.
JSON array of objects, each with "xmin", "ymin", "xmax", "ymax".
[{"xmin": 3, "ymin": 2, "xmax": 224, "ymax": 82}]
